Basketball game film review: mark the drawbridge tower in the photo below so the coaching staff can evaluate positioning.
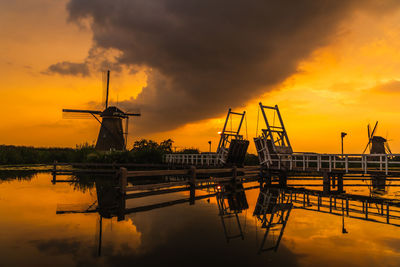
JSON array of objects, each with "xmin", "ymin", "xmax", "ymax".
[
  {"xmin": 216, "ymin": 109, "xmax": 249, "ymax": 165},
  {"xmin": 254, "ymin": 103, "xmax": 292, "ymax": 167}
]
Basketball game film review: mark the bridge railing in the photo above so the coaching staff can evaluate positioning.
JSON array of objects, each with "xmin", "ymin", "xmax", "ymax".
[
  {"xmin": 266, "ymin": 153, "xmax": 400, "ymax": 174},
  {"xmin": 164, "ymin": 153, "xmax": 223, "ymax": 166}
]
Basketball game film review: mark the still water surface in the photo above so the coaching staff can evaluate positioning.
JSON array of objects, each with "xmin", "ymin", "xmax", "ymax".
[{"xmin": 0, "ymin": 171, "xmax": 399, "ymax": 266}]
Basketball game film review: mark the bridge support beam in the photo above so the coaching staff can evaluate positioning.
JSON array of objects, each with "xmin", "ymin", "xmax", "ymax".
[
  {"xmin": 337, "ymin": 174, "xmax": 344, "ymax": 193},
  {"xmin": 323, "ymin": 173, "xmax": 331, "ymax": 194},
  {"xmin": 323, "ymin": 172, "xmax": 344, "ymax": 194},
  {"xmin": 279, "ymin": 172, "xmax": 287, "ymax": 187},
  {"xmin": 189, "ymin": 166, "xmax": 196, "ymax": 205}
]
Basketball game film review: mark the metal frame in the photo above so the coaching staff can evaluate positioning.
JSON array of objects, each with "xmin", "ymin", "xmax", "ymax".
[
  {"xmin": 216, "ymin": 189, "xmax": 245, "ymax": 242},
  {"xmin": 165, "ymin": 108, "xmax": 246, "ymax": 166},
  {"xmin": 254, "ymin": 188, "xmax": 292, "ymax": 253},
  {"xmin": 216, "ymin": 109, "xmax": 246, "ymax": 164},
  {"xmin": 255, "ymin": 103, "xmax": 292, "ymax": 166}
]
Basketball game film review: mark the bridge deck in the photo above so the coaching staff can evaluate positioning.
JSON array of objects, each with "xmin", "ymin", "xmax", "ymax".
[{"xmin": 265, "ymin": 153, "xmax": 400, "ymax": 175}]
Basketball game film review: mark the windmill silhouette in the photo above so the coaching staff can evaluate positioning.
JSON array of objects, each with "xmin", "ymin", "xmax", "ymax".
[
  {"xmin": 362, "ymin": 121, "xmax": 392, "ymax": 154},
  {"xmin": 63, "ymin": 70, "xmax": 140, "ymax": 151}
]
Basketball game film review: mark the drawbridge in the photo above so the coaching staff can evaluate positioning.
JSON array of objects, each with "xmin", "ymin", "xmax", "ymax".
[
  {"xmin": 165, "ymin": 109, "xmax": 249, "ymax": 167},
  {"xmin": 254, "ymin": 102, "xmax": 400, "ymax": 191}
]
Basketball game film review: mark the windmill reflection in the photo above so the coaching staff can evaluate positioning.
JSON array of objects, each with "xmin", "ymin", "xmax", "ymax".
[
  {"xmin": 371, "ymin": 174, "xmax": 387, "ymax": 195},
  {"xmin": 216, "ymin": 182, "xmax": 249, "ymax": 242},
  {"xmin": 56, "ymin": 178, "xmax": 126, "ymax": 257},
  {"xmin": 254, "ymin": 187, "xmax": 293, "ymax": 253}
]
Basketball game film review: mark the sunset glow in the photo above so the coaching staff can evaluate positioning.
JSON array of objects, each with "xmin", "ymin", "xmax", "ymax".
[{"xmin": 2, "ymin": 1, "xmax": 400, "ymax": 155}]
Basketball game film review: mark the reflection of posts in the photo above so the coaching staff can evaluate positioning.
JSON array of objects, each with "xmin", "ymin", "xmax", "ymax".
[
  {"xmin": 189, "ymin": 166, "xmax": 196, "ymax": 205},
  {"xmin": 216, "ymin": 182, "xmax": 249, "ymax": 242},
  {"xmin": 253, "ymin": 187, "xmax": 292, "ymax": 253}
]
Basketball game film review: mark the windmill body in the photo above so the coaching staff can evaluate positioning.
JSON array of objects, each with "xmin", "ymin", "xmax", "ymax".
[
  {"xmin": 63, "ymin": 71, "xmax": 140, "ymax": 151},
  {"xmin": 370, "ymin": 136, "xmax": 387, "ymax": 154},
  {"xmin": 96, "ymin": 106, "xmax": 126, "ymax": 151},
  {"xmin": 363, "ymin": 121, "xmax": 392, "ymax": 155}
]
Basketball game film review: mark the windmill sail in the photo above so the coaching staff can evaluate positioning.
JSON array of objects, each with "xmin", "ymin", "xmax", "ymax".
[
  {"xmin": 62, "ymin": 70, "xmax": 141, "ymax": 151},
  {"xmin": 363, "ymin": 121, "xmax": 378, "ymax": 154}
]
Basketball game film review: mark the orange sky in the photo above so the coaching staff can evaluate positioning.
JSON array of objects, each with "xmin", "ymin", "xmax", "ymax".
[{"xmin": 2, "ymin": 1, "xmax": 400, "ymax": 154}]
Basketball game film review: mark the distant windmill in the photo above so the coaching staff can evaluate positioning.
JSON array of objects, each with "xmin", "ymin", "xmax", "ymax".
[
  {"xmin": 362, "ymin": 121, "xmax": 392, "ymax": 154},
  {"xmin": 62, "ymin": 70, "xmax": 141, "ymax": 151}
]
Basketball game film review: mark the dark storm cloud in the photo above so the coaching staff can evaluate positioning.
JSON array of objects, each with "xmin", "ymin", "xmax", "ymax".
[
  {"xmin": 45, "ymin": 61, "xmax": 90, "ymax": 77},
  {"xmin": 60, "ymin": 0, "xmax": 399, "ymax": 134}
]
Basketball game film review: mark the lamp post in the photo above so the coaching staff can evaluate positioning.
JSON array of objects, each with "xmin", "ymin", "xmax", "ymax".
[
  {"xmin": 341, "ymin": 132, "xmax": 347, "ymax": 155},
  {"xmin": 208, "ymin": 141, "xmax": 212, "ymax": 153}
]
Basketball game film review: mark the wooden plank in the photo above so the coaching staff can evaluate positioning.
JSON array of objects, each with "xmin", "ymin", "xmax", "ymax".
[
  {"xmin": 195, "ymin": 168, "xmax": 234, "ymax": 174},
  {"xmin": 126, "ymin": 169, "xmax": 188, "ymax": 177},
  {"xmin": 125, "ymin": 181, "xmax": 188, "ymax": 191}
]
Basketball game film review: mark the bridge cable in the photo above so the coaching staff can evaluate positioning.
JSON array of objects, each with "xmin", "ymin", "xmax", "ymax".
[
  {"xmin": 245, "ymin": 114, "xmax": 248, "ymax": 140},
  {"xmin": 273, "ymin": 109, "xmax": 276, "ymax": 127},
  {"xmin": 256, "ymin": 107, "xmax": 260, "ymax": 137}
]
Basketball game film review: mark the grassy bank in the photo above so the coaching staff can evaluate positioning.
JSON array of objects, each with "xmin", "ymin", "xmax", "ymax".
[{"xmin": 0, "ymin": 139, "xmax": 259, "ymax": 165}]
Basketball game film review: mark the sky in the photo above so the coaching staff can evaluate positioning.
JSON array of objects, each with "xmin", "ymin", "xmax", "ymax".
[{"xmin": 2, "ymin": 0, "xmax": 400, "ymax": 154}]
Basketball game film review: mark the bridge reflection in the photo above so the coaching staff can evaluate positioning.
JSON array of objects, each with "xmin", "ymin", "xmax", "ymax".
[{"xmin": 54, "ymin": 175, "xmax": 400, "ymax": 256}]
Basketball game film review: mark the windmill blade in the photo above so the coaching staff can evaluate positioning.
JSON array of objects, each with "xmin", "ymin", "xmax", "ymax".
[
  {"xmin": 362, "ymin": 140, "xmax": 371, "ymax": 154},
  {"xmin": 370, "ymin": 121, "xmax": 378, "ymax": 138},
  {"xmin": 62, "ymin": 109, "xmax": 102, "ymax": 119},
  {"xmin": 385, "ymin": 142, "xmax": 392, "ymax": 154},
  {"xmin": 56, "ymin": 202, "xmax": 98, "ymax": 214},
  {"xmin": 62, "ymin": 109, "xmax": 102, "ymax": 114},
  {"xmin": 105, "ymin": 70, "xmax": 110, "ymax": 109},
  {"xmin": 124, "ymin": 107, "xmax": 141, "ymax": 116},
  {"xmin": 125, "ymin": 117, "xmax": 129, "ymax": 149},
  {"xmin": 367, "ymin": 124, "xmax": 371, "ymax": 139},
  {"xmin": 62, "ymin": 112, "xmax": 94, "ymax": 119},
  {"xmin": 102, "ymin": 70, "xmax": 107, "ymax": 108},
  {"xmin": 126, "ymin": 113, "xmax": 141, "ymax": 116},
  {"xmin": 95, "ymin": 214, "xmax": 103, "ymax": 257}
]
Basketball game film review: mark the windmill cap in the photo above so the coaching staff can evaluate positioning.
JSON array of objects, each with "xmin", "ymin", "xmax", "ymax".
[
  {"xmin": 101, "ymin": 106, "xmax": 126, "ymax": 117},
  {"xmin": 372, "ymin": 136, "xmax": 387, "ymax": 142}
]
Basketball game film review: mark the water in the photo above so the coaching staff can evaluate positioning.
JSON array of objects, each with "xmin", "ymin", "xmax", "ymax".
[{"xmin": 0, "ymin": 171, "xmax": 400, "ymax": 266}]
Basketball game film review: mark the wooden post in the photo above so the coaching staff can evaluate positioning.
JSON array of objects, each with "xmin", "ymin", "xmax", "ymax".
[
  {"xmin": 189, "ymin": 166, "xmax": 196, "ymax": 205},
  {"xmin": 337, "ymin": 174, "xmax": 344, "ymax": 193},
  {"xmin": 117, "ymin": 188, "xmax": 126, "ymax": 221},
  {"xmin": 365, "ymin": 200, "xmax": 368, "ymax": 220},
  {"xmin": 119, "ymin": 167, "xmax": 127, "ymax": 194},
  {"xmin": 386, "ymin": 203, "xmax": 390, "ymax": 224},
  {"xmin": 52, "ymin": 160, "xmax": 57, "ymax": 184},
  {"xmin": 329, "ymin": 196, "xmax": 332, "ymax": 213},
  {"xmin": 323, "ymin": 173, "xmax": 330, "ymax": 194},
  {"xmin": 279, "ymin": 172, "xmax": 287, "ymax": 187},
  {"xmin": 346, "ymin": 198, "xmax": 349, "ymax": 216},
  {"xmin": 303, "ymin": 192, "xmax": 306, "ymax": 207},
  {"xmin": 317, "ymin": 195, "xmax": 321, "ymax": 211}
]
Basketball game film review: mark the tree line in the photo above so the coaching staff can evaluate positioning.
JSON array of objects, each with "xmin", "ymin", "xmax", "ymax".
[{"xmin": 0, "ymin": 139, "xmax": 259, "ymax": 165}]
